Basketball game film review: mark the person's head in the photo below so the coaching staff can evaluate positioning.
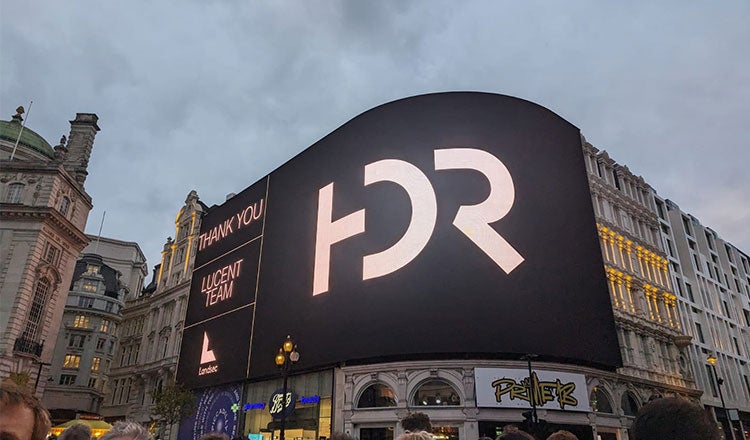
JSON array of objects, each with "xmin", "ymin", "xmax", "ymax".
[
  {"xmin": 497, "ymin": 431, "xmax": 535, "ymax": 440},
  {"xmin": 99, "ymin": 421, "xmax": 153, "ymax": 440},
  {"xmin": 502, "ymin": 425, "xmax": 520, "ymax": 434},
  {"xmin": 401, "ymin": 412, "xmax": 432, "ymax": 433},
  {"xmin": 0, "ymin": 380, "xmax": 51, "ymax": 440},
  {"xmin": 631, "ymin": 397, "xmax": 720, "ymax": 440},
  {"xmin": 395, "ymin": 431, "xmax": 433, "ymax": 440},
  {"xmin": 199, "ymin": 434, "xmax": 230, "ymax": 440},
  {"xmin": 546, "ymin": 431, "xmax": 577, "ymax": 440},
  {"xmin": 59, "ymin": 423, "xmax": 92, "ymax": 440}
]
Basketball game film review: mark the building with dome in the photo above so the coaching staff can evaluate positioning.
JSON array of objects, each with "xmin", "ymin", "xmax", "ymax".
[
  {"xmin": 0, "ymin": 106, "xmax": 100, "ymax": 397},
  {"xmin": 42, "ymin": 235, "xmax": 146, "ymax": 423}
]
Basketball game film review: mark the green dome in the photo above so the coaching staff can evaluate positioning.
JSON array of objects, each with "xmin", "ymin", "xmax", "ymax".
[{"xmin": 0, "ymin": 118, "xmax": 55, "ymax": 159}]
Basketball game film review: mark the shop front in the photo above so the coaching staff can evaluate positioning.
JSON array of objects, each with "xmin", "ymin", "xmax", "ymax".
[{"xmin": 243, "ymin": 370, "xmax": 333, "ymax": 440}]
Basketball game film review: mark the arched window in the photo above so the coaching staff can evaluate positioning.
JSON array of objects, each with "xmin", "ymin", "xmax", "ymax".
[
  {"xmin": 590, "ymin": 387, "xmax": 614, "ymax": 413},
  {"xmin": 23, "ymin": 277, "xmax": 51, "ymax": 342},
  {"xmin": 357, "ymin": 383, "xmax": 397, "ymax": 408},
  {"xmin": 5, "ymin": 183, "xmax": 24, "ymax": 203},
  {"xmin": 621, "ymin": 392, "xmax": 640, "ymax": 417},
  {"xmin": 60, "ymin": 196, "xmax": 70, "ymax": 217},
  {"xmin": 413, "ymin": 380, "xmax": 460, "ymax": 406}
]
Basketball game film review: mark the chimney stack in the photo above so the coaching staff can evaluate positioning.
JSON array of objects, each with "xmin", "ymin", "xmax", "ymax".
[{"xmin": 64, "ymin": 113, "xmax": 100, "ymax": 185}]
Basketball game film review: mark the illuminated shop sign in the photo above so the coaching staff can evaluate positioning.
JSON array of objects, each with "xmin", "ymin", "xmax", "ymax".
[
  {"xmin": 269, "ymin": 389, "xmax": 297, "ymax": 419},
  {"xmin": 178, "ymin": 92, "xmax": 621, "ymax": 389},
  {"xmin": 475, "ymin": 367, "xmax": 590, "ymax": 411}
]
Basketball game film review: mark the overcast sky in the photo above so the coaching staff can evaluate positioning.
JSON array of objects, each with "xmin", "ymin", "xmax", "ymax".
[{"xmin": 2, "ymin": 1, "xmax": 748, "ymax": 268}]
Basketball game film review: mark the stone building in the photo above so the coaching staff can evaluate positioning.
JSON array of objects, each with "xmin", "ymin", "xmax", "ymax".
[
  {"xmin": 102, "ymin": 190, "xmax": 205, "ymax": 436},
  {"xmin": 0, "ymin": 107, "xmax": 99, "ymax": 397},
  {"xmin": 654, "ymin": 196, "xmax": 750, "ymax": 438},
  {"xmin": 42, "ymin": 236, "xmax": 146, "ymax": 423}
]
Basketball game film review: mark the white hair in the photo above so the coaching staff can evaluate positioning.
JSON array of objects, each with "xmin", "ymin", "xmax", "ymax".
[{"xmin": 99, "ymin": 421, "xmax": 153, "ymax": 440}]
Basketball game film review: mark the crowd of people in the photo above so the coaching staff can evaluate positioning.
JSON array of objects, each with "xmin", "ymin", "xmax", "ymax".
[{"xmin": 0, "ymin": 381, "xmax": 724, "ymax": 440}]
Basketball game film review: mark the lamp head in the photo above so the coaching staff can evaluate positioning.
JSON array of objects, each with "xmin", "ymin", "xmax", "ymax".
[
  {"xmin": 283, "ymin": 335, "xmax": 294, "ymax": 353},
  {"xmin": 289, "ymin": 345, "xmax": 300, "ymax": 363},
  {"xmin": 275, "ymin": 348, "xmax": 285, "ymax": 367},
  {"xmin": 707, "ymin": 353, "xmax": 717, "ymax": 366}
]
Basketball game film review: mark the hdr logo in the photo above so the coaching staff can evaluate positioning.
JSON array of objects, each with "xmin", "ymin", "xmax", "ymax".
[
  {"xmin": 198, "ymin": 332, "xmax": 219, "ymax": 376},
  {"xmin": 313, "ymin": 148, "xmax": 524, "ymax": 296}
]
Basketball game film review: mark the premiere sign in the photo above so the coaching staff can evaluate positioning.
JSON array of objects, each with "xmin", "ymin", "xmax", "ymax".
[
  {"xmin": 475, "ymin": 367, "xmax": 590, "ymax": 411},
  {"xmin": 177, "ymin": 92, "xmax": 621, "ymax": 388}
]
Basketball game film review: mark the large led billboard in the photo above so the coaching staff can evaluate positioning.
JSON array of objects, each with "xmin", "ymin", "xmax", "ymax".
[{"xmin": 177, "ymin": 92, "xmax": 621, "ymax": 389}]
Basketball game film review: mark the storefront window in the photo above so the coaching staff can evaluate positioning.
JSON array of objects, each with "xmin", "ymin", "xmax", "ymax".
[
  {"xmin": 360, "ymin": 427, "xmax": 393, "ymax": 440},
  {"xmin": 357, "ymin": 383, "xmax": 397, "ymax": 408},
  {"xmin": 244, "ymin": 370, "xmax": 333, "ymax": 440},
  {"xmin": 412, "ymin": 380, "xmax": 460, "ymax": 406}
]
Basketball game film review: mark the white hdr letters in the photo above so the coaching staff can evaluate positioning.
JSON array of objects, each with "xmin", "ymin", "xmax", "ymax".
[{"xmin": 312, "ymin": 148, "xmax": 524, "ymax": 296}]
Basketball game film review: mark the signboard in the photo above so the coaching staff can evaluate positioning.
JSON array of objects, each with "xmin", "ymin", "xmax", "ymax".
[
  {"xmin": 177, "ymin": 92, "xmax": 621, "ymax": 388},
  {"xmin": 268, "ymin": 389, "xmax": 297, "ymax": 419},
  {"xmin": 475, "ymin": 367, "xmax": 590, "ymax": 411}
]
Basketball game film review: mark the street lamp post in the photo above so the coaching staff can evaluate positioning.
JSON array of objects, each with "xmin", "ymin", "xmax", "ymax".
[
  {"xmin": 707, "ymin": 353, "xmax": 736, "ymax": 440},
  {"xmin": 275, "ymin": 335, "xmax": 300, "ymax": 440},
  {"xmin": 521, "ymin": 354, "xmax": 539, "ymax": 425}
]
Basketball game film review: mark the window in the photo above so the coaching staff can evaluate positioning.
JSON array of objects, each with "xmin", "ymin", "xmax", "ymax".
[
  {"xmin": 695, "ymin": 323, "xmax": 705, "ymax": 343},
  {"xmin": 42, "ymin": 243, "xmax": 60, "ymax": 266},
  {"xmin": 73, "ymin": 315, "xmax": 90, "ymax": 328},
  {"xmin": 82, "ymin": 281, "xmax": 97, "ymax": 292},
  {"xmin": 88, "ymin": 377, "xmax": 98, "ymax": 388},
  {"xmin": 86, "ymin": 264, "xmax": 100, "ymax": 274},
  {"xmin": 91, "ymin": 357, "xmax": 101, "ymax": 372},
  {"xmin": 706, "ymin": 365, "xmax": 718, "ymax": 397},
  {"xmin": 590, "ymin": 387, "xmax": 614, "ymax": 413},
  {"xmin": 357, "ymin": 383, "xmax": 397, "ymax": 408},
  {"xmin": 59, "ymin": 374, "xmax": 76, "ymax": 386},
  {"xmin": 68, "ymin": 334, "xmax": 85, "ymax": 348},
  {"xmin": 621, "ymin": 392, "xmax": 640, "ymax": 417},
  {"xmin": 96, "ymin": 338, "xmax": 106, "ymax": 350},
  {"xmin": 60, "ymin": 196, "xmax": 70, "ymax": 216},
  {"xmin": 105, "ymin": 302, "xmax": 114, "ymax": 313},
  {"xmin": 78, "ymin": 296, "xmax": 94, "ymax": 308},
  {"xmin": 413, "ymin": 380, "xmax": 460, "ymax": 406},
  {"xmin": 685, "ymin": 283, "xmax": 695, "ymax": 302},
  {"xmin": 161, "ymin": 335, "xmax": 169, "ymax": 357},
  {"xmin": 63, "ymin": 354, "xmax": 81, "ymax": 369},
  {"xmin": 23, "ymin": 277, "xmax": 51, "ymax": 342},
  {"xmin": 4, "ymin": 183, "xmax": 24, "ymax": 203},
  {"xmin": 99, "ymin": 319, "xmax": 110, "ymax": 333}
]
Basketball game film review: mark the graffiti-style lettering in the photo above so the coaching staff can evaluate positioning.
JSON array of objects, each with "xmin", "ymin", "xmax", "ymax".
[{"xmin": 491, "ymin": 372, "xmax": 578, "ymax": 409}]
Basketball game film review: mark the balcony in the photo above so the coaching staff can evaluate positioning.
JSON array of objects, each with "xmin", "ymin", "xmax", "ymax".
[{"xmin": 14, "ymin": 337, "xmax": 43, "ymax": 357}]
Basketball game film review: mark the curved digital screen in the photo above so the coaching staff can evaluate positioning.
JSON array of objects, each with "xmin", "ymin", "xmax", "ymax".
[{"xmin": 176, "ymin": 92, "xmax": 621, "ymax": 389}]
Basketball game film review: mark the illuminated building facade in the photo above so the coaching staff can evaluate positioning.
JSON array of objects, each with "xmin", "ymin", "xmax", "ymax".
[
  {"xmin": 0, "ymin": 107, "xmax": 99, "ymax": 397},
  {"xmin": 101, "ymin": 190, "xmax": 205, "ymax": 437},
  {"xmin": 42, "ymin": 236, "xmax": 146, "ymax": 423},
  {"xmin": 653, "ymin": 196, "xmax": 750, "ymax": 438}
]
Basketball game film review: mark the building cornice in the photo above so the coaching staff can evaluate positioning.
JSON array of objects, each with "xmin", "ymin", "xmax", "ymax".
[{"xmin": 0, "ymin": 205, "xmax": 89, "ymax": 250}]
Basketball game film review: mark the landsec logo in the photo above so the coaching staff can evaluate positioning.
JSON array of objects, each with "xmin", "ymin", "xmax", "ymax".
[{"xmin": 177, "ymin": 92, "xmax": 622, "ymax": 388}]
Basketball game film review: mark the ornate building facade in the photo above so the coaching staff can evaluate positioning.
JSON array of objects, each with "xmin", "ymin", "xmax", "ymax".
[
  {"xmin": 0, "ymin": 107, "xmax": 99, "ymax": 397},
  {"xmin": 101, "ymin": 191, "xmax": 204, "ymax": 436},
  {"xmin": 42, "ymin": 236, "xmax": 146, "ymax": 423}
]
